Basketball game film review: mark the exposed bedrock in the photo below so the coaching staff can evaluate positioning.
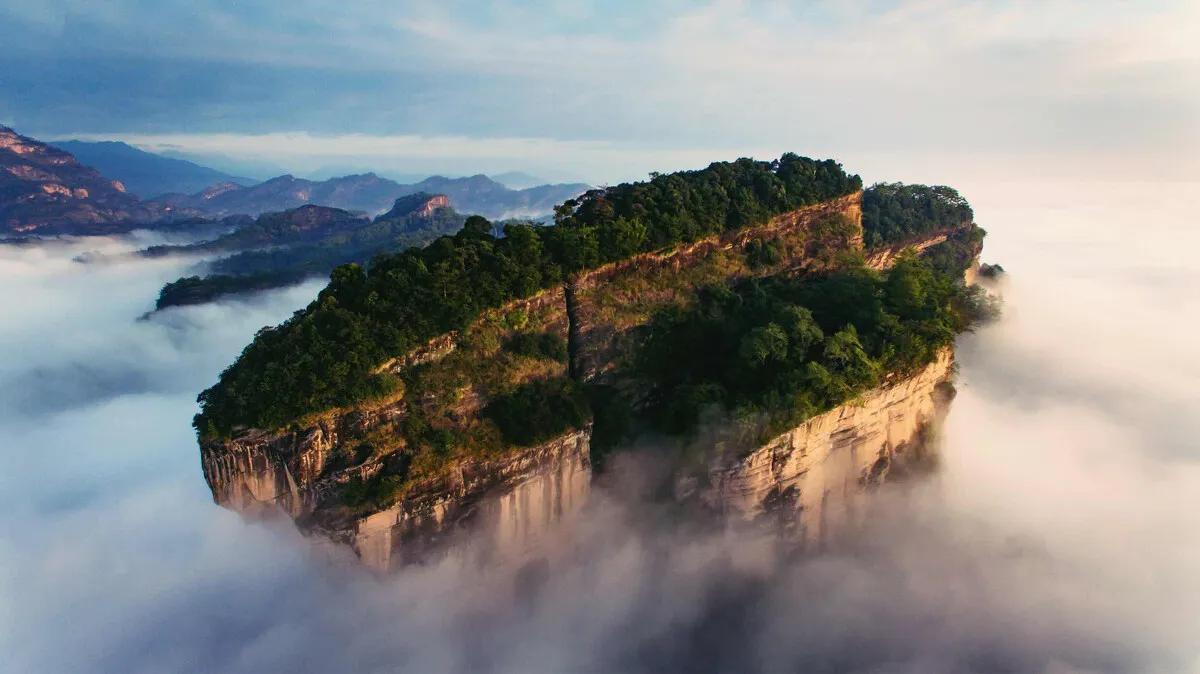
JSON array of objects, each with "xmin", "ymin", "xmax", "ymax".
[
  {"xmin": 200, "ymin": 190, "xmax": 975, "ymax": 568},
  {"xmin": 699, "ymin": 347, "xmax": 955, "ymax": 547}
]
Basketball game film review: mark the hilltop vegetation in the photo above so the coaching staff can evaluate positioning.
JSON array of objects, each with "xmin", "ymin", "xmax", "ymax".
[
  {"xmin": 195, "ymin": 154, "xmax": 862, "ymax": 437},
  {"xmin": 862, "ymin": 183, "xmax": 973, "ymax": 247},
  {"xmin": 638, "ymin": 254, "xmax": 985, "ymax": 441}
]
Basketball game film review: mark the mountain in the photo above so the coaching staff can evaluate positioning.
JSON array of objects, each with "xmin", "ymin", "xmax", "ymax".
[
  {"xmin": 404, "ymin": 174, "xmax": 589, "ymax": 218},
  {"xmin": 159, "ymin": 172, "xmax": 589, "ymax": 220},
  {"xmin": 0, "ymin": 126, "xmax": 179, "ymax": 235},
  {"xmin": 158, "ymin": 173, "xmax": 410, "ymax": 217},
  {"xmin": 155, "ymin": 204, "xmax": 371, "ymax": 257},
  {"xmin": 193, "ymin": 155, "xmax": 989, "ymax": 570},
  {"xmin": 157, "ymin": 149, "xmax": 290, "ymax": 182},
  {"xmin": 150, "ymin": 194, "xmax": 466, "ymax": 310},
  {"xmin": 52, "ymin": 140, "xmax": 255, "ymax": 199}
]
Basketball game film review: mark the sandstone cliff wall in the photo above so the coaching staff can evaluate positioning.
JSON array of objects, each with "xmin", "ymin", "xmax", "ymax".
[
  {"xmin": 200, "ymin": 191, "xmax": 971, "ymax": 568},
  {"xmin": 865, "ymin": 230, "xmax": 952, "ymax": 270},
  {"xmin": 349, "ymin": 428, "xmax": 591, "ymax": 570},
  {"xmin": 200, "ymin": 401, "xmax": 405, "ymax": 519},
  {"xmin": 701, "ymin": 348, "xmax": 954, "ymax": 547}
]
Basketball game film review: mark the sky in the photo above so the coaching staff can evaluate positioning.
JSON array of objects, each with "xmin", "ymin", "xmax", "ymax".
[{"xmin": 1, "ymin": 0, "xmax": 1197, "ymax": 182}]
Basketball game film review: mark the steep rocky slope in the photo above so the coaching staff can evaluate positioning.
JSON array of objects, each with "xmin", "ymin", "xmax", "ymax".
[
  {"xmin": 0, "ymin": 126, "xmax": 176, "ymax": 234},
  {"xmin": 698, "ymin": 348, "xmax": 954, "ymax": 547},
  {"xmin": 200, "ymin": 186, "xmax": 979, "ymax": 569}
]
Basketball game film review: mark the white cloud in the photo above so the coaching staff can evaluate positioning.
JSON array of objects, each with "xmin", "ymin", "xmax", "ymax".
[{"xmin": 26, "ymin": 0, "xmax": 1196, "ymax": 182}]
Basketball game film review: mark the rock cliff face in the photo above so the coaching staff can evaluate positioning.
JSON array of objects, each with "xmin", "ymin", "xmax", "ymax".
[
  {"xmin": 351, "ymin": 429, "xmax": 591, "ymax": 570},
  {"xmin": 700, "ymin": 348, "xmax": 955, "ymax": 547},
  {"xmin": 378, "ymin": 192, "xmax": 451, "ymax": 221},
  {"xmin": 202, "ymin": 414, "xmax": 591, "ymax": 571},
  {"xmin": 201, "ymin": 190, "xmax": 975, "ymax": 568},
  {"xmin": 0, "ymin": 126, "xmax": 177, "ymax": 234}
]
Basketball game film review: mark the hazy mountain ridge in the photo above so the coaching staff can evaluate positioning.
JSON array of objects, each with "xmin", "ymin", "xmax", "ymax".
[
  {"xmin": 0, "ymin": 127, "xmax": 589, "ymax": 235},
  {"xmin": 159, "ymin": 171, "xmax": 588, "ymax": 220},
  {"xmin": 489, "ymin": 170, "xmax": 547, "ymax": 190},
  {"xmin": 52, "ymin": 140, "xmax": 256, "ymax": 199},
  {"xmin": 150, "ymin": 193, "xmax": 467, "ymax": 310}
]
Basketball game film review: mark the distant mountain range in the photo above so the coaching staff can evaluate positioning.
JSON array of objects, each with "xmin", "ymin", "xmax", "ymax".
[
  {"xmin": 52, "ymin": 140, "xmax": 256, "ymax": 199},
  {"xmin": 0, "ymin": 125, "xmax": 590, "ymax": 236},
  {"xmin": 149, "ymin": 193, "xmax": 468, "ymax": 310},
  {"xmin": 0, "ymin": 126, "xmax": 185, "ymax": 235},
  {"xmin": 157, "ymin": 172, "xmax": 589, "ymax": 220}
]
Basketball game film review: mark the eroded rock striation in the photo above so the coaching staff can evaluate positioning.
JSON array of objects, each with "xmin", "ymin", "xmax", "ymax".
[{"xmin": 700, "ymin": 347, "xmax": 954, "ymax": 546}]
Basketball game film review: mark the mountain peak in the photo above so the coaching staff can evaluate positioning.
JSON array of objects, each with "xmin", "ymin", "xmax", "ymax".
[
  {"xmin": 264, "ymin": 203, "xmax": 363, "ymax": 230},
  {"xmin": 380, "ymin": 192, "xmax": 451, "ymax": 220},
  {"xmin": 0, "ymin": 125, "xmax": 171, "ymax": 234}
]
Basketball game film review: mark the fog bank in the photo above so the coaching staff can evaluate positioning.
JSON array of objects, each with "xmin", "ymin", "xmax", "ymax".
[{"xmin": 1, "ymin": 181, "xmax": 1198, "ymax": 673}]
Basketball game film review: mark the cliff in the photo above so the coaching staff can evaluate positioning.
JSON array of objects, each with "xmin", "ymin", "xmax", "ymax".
[
  {"xmin": 699, "ymin": 347, "xmax": 955, "ymax": 547},
  {"xmin": 378, "ymin": 192, "xmax": 451, "ymax": 221},
  {"xmin": 203, "ymin": 414, "xmax": 590, "ymax": 571},
  {"xmin": 200, "ymin": 186, "xmax": 978, "ymax": 568},
  {"xmin": 350, "ymin": 428, "xmax": 590, "ymax": 570}
]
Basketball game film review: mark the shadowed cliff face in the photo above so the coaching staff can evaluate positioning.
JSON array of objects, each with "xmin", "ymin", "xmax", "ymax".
[{"xmin": 3, "ymin": 181, "xmax": 1200, "ymax": 672}]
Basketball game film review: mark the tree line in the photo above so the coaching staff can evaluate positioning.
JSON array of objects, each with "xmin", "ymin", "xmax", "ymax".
[
  {"xmin": 195, "ymin": 154, "xmax": 862, "ymax": 437},
  {"xmin": 862, "ymin": 182, "xmax": 973, "ymax": 248},
  {"xmin": 636, "ymin": 253, "xmax": 989, "ymax": 442}
]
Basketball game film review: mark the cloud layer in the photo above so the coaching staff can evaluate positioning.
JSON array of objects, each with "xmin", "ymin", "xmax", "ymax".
[
  {"xmin": 1, "ymin": 178, "xmax": 1199, "ymax": 673},
  {"xmin": 2, "ymin": 1, "xmax": 1196, "ymax": 181}
]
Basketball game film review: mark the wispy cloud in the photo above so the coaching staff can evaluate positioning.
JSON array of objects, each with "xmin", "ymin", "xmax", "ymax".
[
  {"xmin": 4, "ymin": 180, "xmax": 1200, "ymax": 672},
  {"xmin": 3, "ymin": 1, "xmax": 1197, "ymax": 179}
]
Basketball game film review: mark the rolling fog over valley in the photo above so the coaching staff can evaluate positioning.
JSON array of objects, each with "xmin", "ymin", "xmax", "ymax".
[
  {"xmin": 2, "ymin": 180, "xmax": 1197, "ymax": 672},
  {"xmin": 2, "ymin": 1, "xmax": 1196, "ymax": 671}
]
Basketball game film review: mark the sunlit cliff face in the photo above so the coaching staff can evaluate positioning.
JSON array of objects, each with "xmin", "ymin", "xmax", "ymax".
[{"xmin": 1, "ymin": 180, "xmax": 1198, "ymax": 673}]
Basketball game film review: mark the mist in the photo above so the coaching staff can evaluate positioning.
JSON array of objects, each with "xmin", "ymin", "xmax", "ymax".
[{"xmin": 1, "ymin": 180, "xmax": 1198, "ymax": 673}]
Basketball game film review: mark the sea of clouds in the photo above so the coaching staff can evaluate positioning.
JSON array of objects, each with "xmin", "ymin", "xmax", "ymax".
[{"xmin": 1, "ymin": 181, "xmax": 1198, "ymax": 673}]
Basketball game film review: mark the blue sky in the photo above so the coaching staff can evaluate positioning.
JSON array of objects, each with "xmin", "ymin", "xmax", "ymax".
[{"xmin": 1, "ymin": 1, "xmax": 1196, "ymax": 182}]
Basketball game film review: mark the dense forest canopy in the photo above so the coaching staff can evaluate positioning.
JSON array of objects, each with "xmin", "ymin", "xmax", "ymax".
[
  {"xmin": 862, "ymin": 183, "xmax": 973, "ymax": 248},
  {"xmin": 195, "ymin": 154, "xmax": 862, "ymax": 437},
  {"xmin": 637, "ymin": 254, "xmax": 988, "ymax": 441}
]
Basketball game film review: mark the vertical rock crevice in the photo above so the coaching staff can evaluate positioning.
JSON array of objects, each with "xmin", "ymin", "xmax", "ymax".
[{"xmin": 563, "ymin": 277, "xmax": 584, "ymax": 381}]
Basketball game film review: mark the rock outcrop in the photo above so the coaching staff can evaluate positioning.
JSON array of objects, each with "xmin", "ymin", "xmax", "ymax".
[
  {"xmin": 0, "ymin": 126, "xmax": 178, "ymax": 234},
  {"xmin": 378, "ymin": 192, "xmax": 451, "ymax": 221},
  {"xmin": 701, "ymin": 348, "xmax": 955, "ymax": 547},
  {"xmin": 350, "ymin": 429, "xmax": 591, "ymax": 570},
  {"xmin": 202, "ymin": 410, "xmax": 591, "ymax": 571},
  {"xmin": 201, "ymin": 189, "xmax": 977, "ymax": 568}
]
